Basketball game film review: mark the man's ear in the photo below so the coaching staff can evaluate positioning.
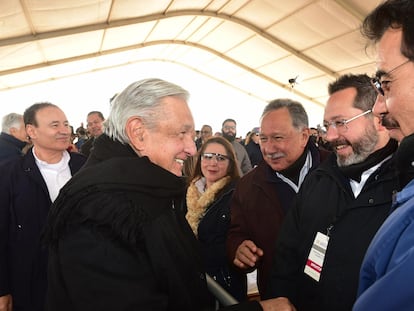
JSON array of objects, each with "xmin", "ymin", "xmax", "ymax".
[
  {"xmin": 9, "ymin": 127, "xmax": 17, "ymax": 135},
  {"xmin": 25, "ymin": 124, "xmax": 35, "ymax": 140},
  {"xmin": 301, "ymin": 128, "xmax": 310, "ymax": 147},
  {"xmin": 126, "ymin": 116, "xmax": 145, "ymax": 151}
]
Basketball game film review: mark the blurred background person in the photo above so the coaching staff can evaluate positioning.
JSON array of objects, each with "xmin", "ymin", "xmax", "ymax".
[
  {"xmin": 221, "ymin": 118, "xmax": 252, "ymax": 175},
  {"xmin": 244, "ymin": 127, "xmax": 263, "ymax": 168},
  {"xmin": 0, "ymin": 113, "xmax": 28, "ymax": 162},
  {"xmin": 196, "ymin": 124, "xmax": 213, "ymax": 150},
  {"xmin": 80, "ymin": 110, "xmax": 105, "ymax": 157}
]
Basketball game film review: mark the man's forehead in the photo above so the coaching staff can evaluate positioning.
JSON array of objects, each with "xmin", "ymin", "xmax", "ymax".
[{"xmin": 376, "ymin": 28, "xmax": 404, "ymax": 70}]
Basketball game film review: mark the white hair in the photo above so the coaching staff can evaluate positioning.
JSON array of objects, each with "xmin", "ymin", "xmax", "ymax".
[
  {"xmin": 2, "ymin": 113, "xmax": 23, "ymax": 134},
  {"xmin": 105, "ymin": 78, "xmax": 189, "ymax": 144}
]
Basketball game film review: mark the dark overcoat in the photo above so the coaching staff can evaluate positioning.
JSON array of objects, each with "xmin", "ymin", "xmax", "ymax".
[
  {"xmin": 44, "ymin": 134, "xmax": 212, "ymax": 311},
  {"xmin": 0, "ymin": 149, "xmax": 86, "ymax": 311},
  {"xmin": 226, "ymin": 142, "xmax": 328, "ymax": 296},
  {"xmin": 266, "ymin": 142, "xmax": 399, "ymax": 311}
]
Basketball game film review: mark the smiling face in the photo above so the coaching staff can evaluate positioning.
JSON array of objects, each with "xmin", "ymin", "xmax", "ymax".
[
  {"xmin": 26, "ymin": 106, "xmax": 71, "ymax": 159},
  {"xmin": 130, "ymin": 96, "xmax": 197, "ymax": 177},
  {"xmin": 372, "ymin": 28, "xmax": 414, "ymax": 137},
  {"xmin": 201, "ymin": 142, "xmax": 230, "ymax": 188},
  {"xmin": 259, "ymin": 108, "xmax": 309, "ymax": 172},
  {"xmin": 324, "ymin": 87, "xmax": 380, "ymax": 167},
  {"xmin": 87, "ymin": 112, "xmax": 104, "ymax": 137}
]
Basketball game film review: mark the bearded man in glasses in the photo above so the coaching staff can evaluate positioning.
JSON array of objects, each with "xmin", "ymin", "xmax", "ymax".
[{"xmin": 260, "ymin": 74, "xmax": 399, "ymax": 311}]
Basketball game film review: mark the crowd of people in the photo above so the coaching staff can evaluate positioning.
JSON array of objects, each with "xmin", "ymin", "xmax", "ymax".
[{"xmin": 0, "ymin": 1, "xmax": 413, "ymax": 310}]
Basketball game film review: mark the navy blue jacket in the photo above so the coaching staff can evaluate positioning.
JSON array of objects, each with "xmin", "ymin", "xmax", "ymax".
[
  {"xmin": 0, "ymin": 132, "xmax": 26, "ymax": 162},
  {"xmin": 0, "ymin": 148, "xmax": 85, "ymax": 311}
]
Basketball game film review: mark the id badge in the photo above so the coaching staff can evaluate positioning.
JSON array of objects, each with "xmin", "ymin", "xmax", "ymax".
[{"xmin": 304, "ymin": 232, "xmax": 329, "ymax": 282}]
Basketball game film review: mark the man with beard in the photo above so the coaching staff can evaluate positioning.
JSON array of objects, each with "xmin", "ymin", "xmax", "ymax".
[
  {"xmin": 221, "ymin": 119, "xmax": 252, "ymax": 175},
  {"xmin": 261, "ymin": 74, "xmax": 399, "ymax": 311},
  {"xmin": 226, "ymin": 99, "xmax": 329, "ymax": 298}
]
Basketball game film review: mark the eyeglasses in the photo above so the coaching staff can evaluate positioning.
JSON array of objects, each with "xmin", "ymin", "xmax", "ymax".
[
  {"xmin": 201, "ymin": 153, "xmax": 229, "ymax": 162},
  {"xmin": 318, "ymin": 110, "xmax": 372, "ymax": 136},
  {"xmin": 371, "ymin": 59, "xmax": 411, "ymax": 96},
  {"xmin": 223, "ymin": 125, "xmax": 236, "ymax": 131}
]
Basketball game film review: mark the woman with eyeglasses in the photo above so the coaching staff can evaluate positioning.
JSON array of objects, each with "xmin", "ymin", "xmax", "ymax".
[{"xmin": 185, "ymin": 136, "xmax": 247, "ymax": 304}]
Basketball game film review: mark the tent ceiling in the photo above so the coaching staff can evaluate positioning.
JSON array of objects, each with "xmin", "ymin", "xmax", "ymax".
[{"xmin": 0, "ymin": 0, "xmax": 380, "ymax": 110}]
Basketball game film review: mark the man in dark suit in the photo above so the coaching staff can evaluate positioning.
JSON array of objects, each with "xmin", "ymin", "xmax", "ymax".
[
  {"xmin": 0, "ymin": 113, "xmax": 28, "ymax": 162},
  {"xmin": 0, "ymin": 103, "xmax": 86, "ymax": 311},
  {"xmin": 80, "ymin": 111, "xmax": 105, "ymax": 157}
]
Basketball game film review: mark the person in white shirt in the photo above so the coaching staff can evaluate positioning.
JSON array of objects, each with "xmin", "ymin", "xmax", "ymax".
[{"xmin": 0, "ymin": 102, "xmax": 86, "ymax": 311}]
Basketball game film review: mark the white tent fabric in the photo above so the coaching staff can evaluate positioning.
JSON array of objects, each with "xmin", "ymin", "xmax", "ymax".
[{"xmin": 0, "ymin": 0, "xmax": 381, "ymax": 115}]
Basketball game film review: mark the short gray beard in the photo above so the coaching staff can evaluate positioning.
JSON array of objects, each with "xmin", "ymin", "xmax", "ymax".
[{"xmin": 336, "ymin": 123, "xmax": 379, "ymax": 167}]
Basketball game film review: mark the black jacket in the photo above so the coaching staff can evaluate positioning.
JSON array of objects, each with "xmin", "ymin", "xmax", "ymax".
[
  {"xmin": 0, "ymin": 149, "xmax": 85, "ymax": 311},
  {"xmin": 265, "ymin": 141, "xmax": 399, "ymax": 311},
  {"xmin": 196, "ymin": 181, "xmax": 247, "ymax": 302},
  {"xmin": 227, "ymin": 141, "xmax": 329, "ymax": 296},
  {"xmin": 44, "ymin": 134, "xmax": 212, "ymax": 311},
  {"xmin": 244, "ymin": 141, "xmax": 263, "ymax": 167},
  {"xmin": 0, "ymin": 132, "xmax": 26, "ymax": 162}
]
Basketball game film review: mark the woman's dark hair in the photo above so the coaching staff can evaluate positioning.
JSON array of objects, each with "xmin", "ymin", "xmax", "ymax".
[{"xmin": 190, "ymin": 136, "xmax": 240, "ymax": 183}]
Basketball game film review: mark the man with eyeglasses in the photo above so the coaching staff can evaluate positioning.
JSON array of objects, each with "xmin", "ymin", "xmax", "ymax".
[
  {"xmin": 352, "ymin": 1, "xmax": 414, "ymax": 310},
  {"xmin": 221, "ymin": 118, "xmax": 252, "ymax": 175},
  {"xmin": 261, "ymin": 74, "xmax": 399, "ymax": 311}
]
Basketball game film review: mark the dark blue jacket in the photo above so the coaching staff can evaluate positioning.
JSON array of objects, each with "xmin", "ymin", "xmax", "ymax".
[
  {"xmin": 0, "ymin": 132, "xmax": 26, "ymax": 162},
  {"xmin": 0, "ymin": 148, "xmax": 85, "ymax": 311},
  {"xmin": 244, "ymin": 140, "xmax": 263, "ymax": 168},
  {"xmin": 354, "ymin": 134, "xmax": 414, "ymax": 311}
]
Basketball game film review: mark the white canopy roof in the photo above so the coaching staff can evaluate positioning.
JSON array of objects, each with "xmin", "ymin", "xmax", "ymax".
[{"xmin": 0, "ymin": 0, "xmax": 381, "ymax": 121}]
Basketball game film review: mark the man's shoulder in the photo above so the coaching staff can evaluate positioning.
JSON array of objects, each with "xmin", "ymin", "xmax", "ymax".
[
  {"xmin": 69, "ymin": 151, "xmax": 87, "ymax": 160},
  {"xmin": 236, "ymin": 162, "xmax": 267, "ymax": 184},
  {"xmin": 232, "ymin": 140, "xmax": 247, "ymax": 152},
  {"xmin": 68, "ymin": 151, "xmax": 87, "ymax": 172}
]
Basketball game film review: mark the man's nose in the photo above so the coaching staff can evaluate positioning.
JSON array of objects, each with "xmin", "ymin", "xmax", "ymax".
[{"xmin": 372, "ymin": 94, "xmax": 388, "ymax": 117}]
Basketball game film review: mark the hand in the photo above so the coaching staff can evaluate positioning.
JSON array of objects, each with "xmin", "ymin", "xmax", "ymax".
[
  {"xmin": 233, "ymin": 240, "xmax": 264, "ymax": 269},
  {"xmin": 259, "ymin": 297, "xmax": 296, "ymax": 311},
  {"xmin": 0, "ymin": 295, "xmax": 12, "ymax": 311}
]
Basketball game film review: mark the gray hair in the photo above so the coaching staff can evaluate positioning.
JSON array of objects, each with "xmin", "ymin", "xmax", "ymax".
[
  {"xmin": 261, "ymin": 98, "xmax": 309, "ymax": 130},
  {"xmin": 105, "ymin": 78, "xmax": 190, "ymax": 144},
  {"xmin": 2, "ymin": 113, "xmax": 24, "ymax": 134}
]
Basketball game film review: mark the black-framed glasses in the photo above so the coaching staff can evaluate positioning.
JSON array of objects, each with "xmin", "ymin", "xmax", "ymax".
[
  {"xmin": 318, "ymin": 110, "xmax": 372, "ymax": 136},
  {"xmin": 371, "ymin": 59, "xmax": 411, "ymax": 96},
  {"xmin": 201, "ymin": 153, "xmax": 229, "ymax": 162}
]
